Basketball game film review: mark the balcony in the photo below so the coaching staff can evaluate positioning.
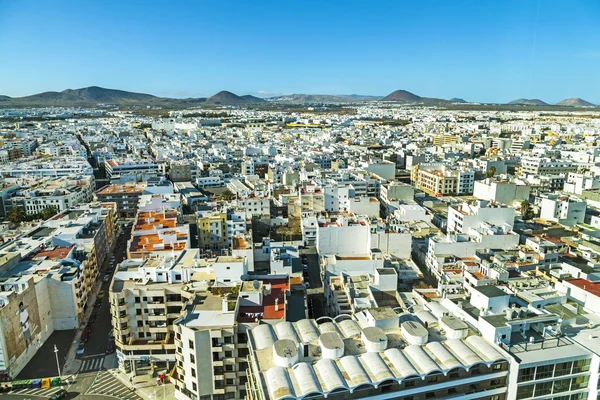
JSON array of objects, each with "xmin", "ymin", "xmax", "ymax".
[
  {"xmin": 148, "ymin": 325, "xmax": 168, "ymax": 333},
  {"xmin": 147, "ymin": 302, "xmax": 166, "ymax": 309},
  {"xmin": 147, "ymin": 314, "xmax": 166, "ymax": 321}
]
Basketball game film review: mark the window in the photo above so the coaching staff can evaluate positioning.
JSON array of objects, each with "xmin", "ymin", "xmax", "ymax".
[
  {"xmin": 516, "ymin": 384, "xmax": 534, "ymax": 399},
  {"xmin": 553, "ymin": 378, "xmax": 571, "ymax": 393},
  {"xmin": 192, "ymin": 382, "xmax": 197, "ymax": 392},
  {"xmin": 190, "ymin": 354, "xmax": 195, "ymax": 363},
  {"xmin": 573, "ymin": 358, "xmax": 591, "ymax": 373},
  {"xmin": 189, "ymin": 340, "xmax": 194, "ymax": 350},
  {"xmin": 136, "ymin": 309, "xmax": 142, "ymax": 315},
  {"xmin": 225, "ymin": 351, "xmax": 233, "ymax": 358},
  {"xmin": 191, "ymin": 368, "xmax": 196, "ymax": 378},
  {"xmin": 534, "ymin": 382, "xmax": 552, "ymax": 397},
  {"xmin": 137, "ymin": 321, "xmax": 143, "ymax": 327},
  {"xmin": 554, "ymin": 361, "xmax": 572, "ymax": 377},
  {"xmin": 146, "ymin": 332, "xmax": 152, "ymax": 337},
  {"xmin": 535, "ymin": 365, "xmax": 553, "ymax": 380},
  {"xmin": 226, "ymin": 379, "xmax": 234, "ymax": 385},
  {"xmin": 571, "ymin": 375, "xmax": 589, "ymax": 390}
]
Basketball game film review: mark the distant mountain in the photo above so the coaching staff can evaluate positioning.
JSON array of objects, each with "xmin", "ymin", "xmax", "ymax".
[
  {"xmin": 205, "ymin": 91, "xmax": 265, "ymax": 105},
  {"xmin": 381, "ymin": 90, "xmax": 422, "ymax": 102},
  {"xmin": 240, "ymin": 94, "xmax": 266, "ymax": 103},
  {"xmin": 508, "ymin": 98, "xmax": 549, "ymax": 106},
  {"xmin": 268, "ymin": 94, "xmax": 356, "ymax": 103},
  {"xmin": 556, "ymin": 98, "xmax": 596, "ymax": 107},
  {"xmin": 450, "ymin": 98, "xmax": 467, "ymax": 103},
  {"xmin": 0, "ymin": 86, "xmax": 206, "ymax": 108},
  {"xmin": 341, "ymin": 94, "xmax": 383, "ymax": 101}
]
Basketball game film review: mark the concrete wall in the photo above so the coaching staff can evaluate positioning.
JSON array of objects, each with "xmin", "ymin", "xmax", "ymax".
[{"xmin": 317, "ymin": 224, "xmax": 371, "ymax": 256}]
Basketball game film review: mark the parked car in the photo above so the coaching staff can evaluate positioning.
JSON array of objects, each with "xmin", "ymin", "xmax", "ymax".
[
  {"xmin": 94, "ymin": 299, "xmax": 102, "ymax": 308},
  {"xmin": 103, "ymin": 275, "xmax": 111, "ymax": 283},
  {"xmin": 106, "ymin": 339, "xmax": 115, "ymax": 354},
  {"xmin": 76, "ymin": 342, "xmax": 85, "ymax": 356},
  {"xmin": 97, "ymin": 290, "xmax": 105, "ymax": 299},
  {"xmin": 305, "ymin": 280, "xmax": 310, "ymax": 288},
  {"xmin": 302, "ymin": 264, "xmax": 308, "ymax": 270},
  {"xmin": 50, "ymin": 388, "xmax": 68, "ymax": 399}
]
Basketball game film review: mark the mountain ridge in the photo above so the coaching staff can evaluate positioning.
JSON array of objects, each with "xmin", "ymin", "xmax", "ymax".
[{"xmin": 0, "ymin": 86, "xmax": 597, "ymax": 108}]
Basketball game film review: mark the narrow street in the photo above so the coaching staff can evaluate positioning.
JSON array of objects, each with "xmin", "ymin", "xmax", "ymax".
[{"xmin": 7, "ymin": 223, "xmax": 133, "ymax": 399}]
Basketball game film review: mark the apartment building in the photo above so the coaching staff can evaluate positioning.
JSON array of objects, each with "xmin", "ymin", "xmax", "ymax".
[
  {"xmin": 432, "ymin": 134, "xmax": 459, "ymax": 146},
  {"xmin": 22, "ymin": 175, "xmax": 94, "ymax": 215},
  {"xmin": 473, "ymin": 179, "xmax": 531, "ymax": 206},
  {"xmin": 127, "ymin": 209, "xmax": 189, "ymax": 259},
  {"xmin": 0, "ymin": 156, "xmax": 93, "ymax": 177},
  {"xmin": 520, "ymin": 157, "xmax": 578, "ymax": 176},
  {"xmin": 447, "ymin": 201, "xmax": 515, "ymax": 234},
  {"xmin": 198, "ymin": 211, "xmax": 227, "ymax": 251},
  {"xmin": 0, "ymin": 202, "xmax": 116, "ymax": 377},
  {"xmin": 237, "ymin": 198, "xmax": 270, "ymax": 218},
  {"xmin": 110, "ymin": 249, "xmax": 253, "ymax": 378},
  {"xmin": 173, "ymin": 277, "xmax": 290, "ymax": 400},
  {"xmin": 104, "ymin": 158, "xmax": 160, "ymax": 180},
  {"xmin": 538, "ymin": 193, "xmax": 586, "ymax": 226},
  {"xmin": 96, "ymin": 183, "xmax": 146, "ymax": 218},
  {"xmin": 169, "ymin": 161, "xmax": 193, "ymax": 182}
]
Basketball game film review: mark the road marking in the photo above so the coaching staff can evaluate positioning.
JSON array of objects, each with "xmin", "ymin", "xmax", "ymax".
[{"xmin": 83, "ymin": 353, "xmax": 105, "ymax": 358}]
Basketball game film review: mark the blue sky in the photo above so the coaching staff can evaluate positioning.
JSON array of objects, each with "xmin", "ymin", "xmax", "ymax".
[{"xmin": 1, "ymin": 0, "xmax": 599, "ymax": 103}]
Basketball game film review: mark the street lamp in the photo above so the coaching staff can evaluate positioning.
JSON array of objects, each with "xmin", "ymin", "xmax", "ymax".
[{"xmin": 53, "ymin": 345, "xmax": 61, "ymax": 380}]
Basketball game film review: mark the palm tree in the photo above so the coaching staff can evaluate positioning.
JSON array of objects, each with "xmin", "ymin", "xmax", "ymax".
[{"xmin": 521, "ymin": 200, "xmax": 533, "ymax": 220}]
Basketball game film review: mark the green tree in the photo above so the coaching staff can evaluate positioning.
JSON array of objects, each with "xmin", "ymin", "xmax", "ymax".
[
  {"xmin": 39, "ymin": 206, "xmax": 58, "ymax": 220},
  {"xmin": 486, "ymin": 166, "xmax": 496, "ymax": 179},
  {"xmin": 221, "ymin": 189, "xmax": 236, "ymax": 201},
  {"xmin": 521, "ymin": 200, "xmax": 534, "ymax": 220},
  {"xmin": 7, "ymin": 207, "xmax": 27, "ymax": 223}
]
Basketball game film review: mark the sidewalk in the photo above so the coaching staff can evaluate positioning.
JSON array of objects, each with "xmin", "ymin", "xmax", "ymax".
[
  {"xmin": 62, "ymin": 224, "xmax": 122, "ymax": 378},
  {"xmin": 106, "ymin": 367, "xmax": 175, "ymax": 400}
]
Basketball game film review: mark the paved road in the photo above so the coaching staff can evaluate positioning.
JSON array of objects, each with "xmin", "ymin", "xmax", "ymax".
[
  {"xmin": 5, "ymin": 223, "xmax": 133, "ymax": 400},
  {"xmin": 303, "ymin": 247, "xmax": 327, "ymax": 319},
  {"xmin": 16, "ymin": 330, "xmax": 75, "ymax": 380}
]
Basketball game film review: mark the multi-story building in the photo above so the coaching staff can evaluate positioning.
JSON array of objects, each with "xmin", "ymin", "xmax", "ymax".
[
  {"xmin": 173, "ymin": 277, "xmax": 290, "ymax": 400},
  {"xmin": 197, "ymin": 211, "xmax": 227, "ymax": 251},
  {"xmin": 169, "ymin": 161, "xmax": 193, "ymax": 182},
  {"xmin": 447, "ymin": 201, "xmax": 515, "ymax": 234},
  {"xmin": 21, "ymin": 175, "xmax": 94, "ymax": 215},
  {"xmin": 520, "ymin": 157, "xmax": 578, "ymax": 176},
  {"xmin": 127, "ymin": 208, "xmax": 189, "ymax": 259},
  {"xmin": 538, "ymin": 193, "xmax": 586, "ymax": 226},
  {"xmin": 0, "ymin": 156, "xmax": 93, "ymax": 177},
  {"xmin": 104, "ymin": 158, "xmax": 160, "ymax": 180},
  {"xmin": 96, "ymin": 183, "xmax": 146, "ymax": 218}
]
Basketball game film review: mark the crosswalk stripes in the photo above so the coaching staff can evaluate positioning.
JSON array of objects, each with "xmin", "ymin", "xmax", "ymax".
[
  {"xmin": 87, "ymin": 370, "xmax": 143, "ymax": 400},
  {"xmin": 80, "ymin": 355, "xmax": 105, "ymax": 372},
  {"xmin": 9, "ymin": 386, "xmax": 63, "ymax": 397}
]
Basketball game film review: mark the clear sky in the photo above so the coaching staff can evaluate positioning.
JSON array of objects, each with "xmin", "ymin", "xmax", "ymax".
[{"xmin": 1, "ymin": 0, "xmax": 599, "ymax": 103}]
